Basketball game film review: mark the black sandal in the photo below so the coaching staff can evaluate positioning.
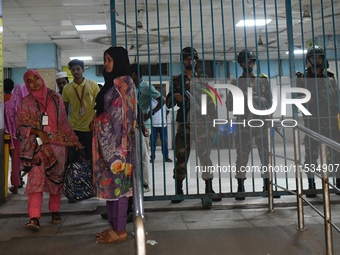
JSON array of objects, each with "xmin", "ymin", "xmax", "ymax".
[
  {"xmin": 9, "ymin": 186, "xmax": 18, "ymax": 194},
  {"xmin": 25, "ymin": 218, "xmax": 40, "ymax": 232},
  {"xmin": 51, "ymin": 212, "xmax": 62, "ymax": 224}
]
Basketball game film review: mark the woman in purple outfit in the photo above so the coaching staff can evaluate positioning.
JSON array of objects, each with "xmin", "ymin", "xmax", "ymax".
[{"xmin": 93, "ymin": 46, "xmax": 136, "ymax": 243}]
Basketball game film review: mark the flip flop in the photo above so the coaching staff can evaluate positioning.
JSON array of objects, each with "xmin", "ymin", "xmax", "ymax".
[
  {"xmin": 25, "ymin": 218, "xmax": 40, "ymax": 232},
  {"xmin": 51, "ymin": 212, "xmax": 62, "ymax": 224}
]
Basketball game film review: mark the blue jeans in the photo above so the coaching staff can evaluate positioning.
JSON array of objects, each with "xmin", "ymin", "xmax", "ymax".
[{"xmin": 150, "ymin": 126, "xmax": 169, "ymax": 159}]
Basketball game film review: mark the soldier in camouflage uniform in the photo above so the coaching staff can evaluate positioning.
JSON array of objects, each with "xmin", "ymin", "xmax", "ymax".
[
  {"xmin": 226, "ymin": 49, "xmax": 272, "ymax": 200},
  {"xmin": 296, "ymin": 45, "xmax": 340, "ymax": 197},
  {"xmin": 166, "ymin": 47, "xmax": 221, "ymax": 203}
]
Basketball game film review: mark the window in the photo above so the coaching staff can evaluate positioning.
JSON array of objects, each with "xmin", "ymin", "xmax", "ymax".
[
  {"xmin": 96, "ymin": 63, "xmax": 168, "ymax": 76},
  {"xmin": 96, "ymin": 65, "xmax": 104, "ymax": 76},
  {"xmin": 142, "ymin": 63, "xmax": 168, "ymax": 76},
  {"xmin": 196, "ymin": 60, "xmax": 214, "ymax": 78}
]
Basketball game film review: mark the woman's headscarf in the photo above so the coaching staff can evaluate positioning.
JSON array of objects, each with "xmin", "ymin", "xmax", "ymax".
[
  {"xmin": 4, "ymin": 84, "xmax": 29, "ymax": 147},
  {"xmin": 95, "ymin": 46, "xmax": 131, "ymax": 115},
  {"xmin": 23, "ymin": 69, "xmax": 57, "ymax": 132},
  {"xmin": 23, "ymin": 70, "xmax": 48, "ymax": 107}
]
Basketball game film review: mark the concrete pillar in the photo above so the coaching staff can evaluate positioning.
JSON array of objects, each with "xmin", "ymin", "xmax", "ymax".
[{"xmin": 26, "ymin": 43, "xmax": 62, "ymax": 90}]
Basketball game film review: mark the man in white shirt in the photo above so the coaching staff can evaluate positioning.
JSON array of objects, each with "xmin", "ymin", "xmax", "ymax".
[{"xmin": 150, "ymin": 98, "xmax": 172, "ymax": 163}]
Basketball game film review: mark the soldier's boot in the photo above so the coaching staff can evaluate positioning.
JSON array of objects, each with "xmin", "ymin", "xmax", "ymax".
[
  {"xmin": 205, "ymin": 179, "xmax": 221, "ymax": 202},
  {"xmin": 306, "ymin": 178, "xmax": 316, "ymax": 198},
  {"xmin": 335, "ymin": 178, "xmax": 340, "ymax": 196},
  {"xmin": 171, "ymin": 179, "xmax": 184, "ymax": 203},
  {"xmin": 235, "ymin": 178, "xmax": 245, "ymax": 201},
  {"xmin": 263, "ymin": 178, "xmax": 281, "ymax": 198}
]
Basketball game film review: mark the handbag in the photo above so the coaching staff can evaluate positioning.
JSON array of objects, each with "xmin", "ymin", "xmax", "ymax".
[{"xmin": 63, "ymin": 149, "xmax": 93, "ymax": 200}]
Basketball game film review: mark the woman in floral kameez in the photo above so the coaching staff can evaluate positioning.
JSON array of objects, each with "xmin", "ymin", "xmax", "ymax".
[
  {"xmin": 93, "ymin": 46, "xmax": 136, "ymax": 243},
  {"xmin": 16, "ymin": 70, "xmax": 82, "ymax": 231}
]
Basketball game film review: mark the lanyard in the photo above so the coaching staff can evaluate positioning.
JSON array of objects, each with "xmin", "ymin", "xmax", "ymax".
[
  {"xmin": 73, "ymin": 84, "xmax": 85, "ymax": 106},
  {"xmin": 35, "ymin": 94, "xmax": 49, "ymax": 129}
]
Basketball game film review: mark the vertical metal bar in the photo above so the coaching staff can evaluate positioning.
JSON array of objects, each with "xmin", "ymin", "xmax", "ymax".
[
  {"xmin": 110, "ymin": 0, "xmax": 117, "ymax": 45},
  {"xmin": 122, "ymin": 0, "xmax": 128, "ymax": 49},
  {"xmin": 214, "ymin": 0, "xmax": 227, "ymax": 193},
  {"xmin": 267, "ymin": 126, "xmax": 274, "ymax": 212},
  {"xmin": 166, "ymin": 0, "xmax": 174, "ymax": 195},
  {"xmin": 257, "ymin": 0, "xmax": 272, "ymax": 196},
  {"xmin": 285, "ymin": 0, "xmax": 296, "ymax": 91},
  {"xmin": 0, "ymin": 0, "xmax": 4, "ymax": 204},
  {"xmin": 134, "ymin": 216, "xmax": 146, "ymax": 255},
  {"xmin": 130, "ymin": 4, "xmax": 146, "ymax": 250},
  {"xmin": 133, "ymin": 128, "xmax": 146, "ymax": 255},
  {"xmin": 285, "ymin": 0, "xmax": 303, "ymax": 207},
  {"xmin": 321, "ymin": 143, "xmax": 333, "ymax": 255},
  {"xmin": 170, "ymin": 0, "xmax": 183, "ymax": 195},
  {"xmin": 294, "ymin": 128, "xmax": 305, "ymax": 231},
  {"xmin": 230, "ymin": 0, "xmax": 238, "ymax": 193},
  {"xmin": 199, "ymin": 0, "xmax": 206, "ymax": 77},
  {"xmin": 330, "ymin": 0, "xmax": 340, "ymax": 187},
  {"xmin": 330, "ymin": 0, "xmax": 340, "ymax": 83},
  {"xmin": 219, "ymin": 0, "xmax": 231, "ymax": 191}
]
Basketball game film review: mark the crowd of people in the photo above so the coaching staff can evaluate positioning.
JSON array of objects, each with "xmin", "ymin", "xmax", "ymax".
[{"xmin": 3, "ymin": 44, "xmax": 340, "ymax": 243}]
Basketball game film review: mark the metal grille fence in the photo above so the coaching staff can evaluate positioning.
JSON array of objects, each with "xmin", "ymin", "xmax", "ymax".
[{"xmin": 111, "ymin": 0, "xmax": 340, "ymax": 207}]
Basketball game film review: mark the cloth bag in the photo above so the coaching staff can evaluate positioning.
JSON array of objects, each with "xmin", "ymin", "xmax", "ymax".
[{"xmin": 63, "ymin": 149, "xmax": 93, "ymax": 200}]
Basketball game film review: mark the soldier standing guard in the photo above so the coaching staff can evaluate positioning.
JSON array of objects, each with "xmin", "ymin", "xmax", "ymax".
[
  {"xmin": 166, "ymin": 47, "xmax": 221, "ymax": 203},
  {"xmin": 296, "ymin": 45, "xmax": 340, "ymax": 197},
  {"xmin": 226, "ymin": 49, "xmax": 274, "ymax": 200}
]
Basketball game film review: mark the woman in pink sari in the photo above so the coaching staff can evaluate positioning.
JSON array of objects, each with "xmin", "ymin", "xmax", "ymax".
[
  {"xmin": 16, "ymin": 70, "xmax": 82, "ymax": 231},
  {"xmin": 4, "ymin": 84, "xmax": 29, "ymax": 194}
]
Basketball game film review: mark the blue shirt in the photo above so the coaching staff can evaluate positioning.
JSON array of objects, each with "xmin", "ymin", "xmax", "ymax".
[{"xmin": 138, "ymin": 80, "xmax": 161, "ymax": 113}]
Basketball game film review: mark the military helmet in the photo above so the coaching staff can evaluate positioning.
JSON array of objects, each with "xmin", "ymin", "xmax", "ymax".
[
  {"xmin": 306, "ymin": 45, "xmax": 324, "ymax": 60},
  {"xmin": 237, "ymin": 49, "xmax": 256, "ymax": 64},
  {"xmin": 181, "ymin": 47, "xmax": 199, "ymax": 61},
  {"xmin": 306, "ymin": 45, "xmax": 327, "ymax": 68}
]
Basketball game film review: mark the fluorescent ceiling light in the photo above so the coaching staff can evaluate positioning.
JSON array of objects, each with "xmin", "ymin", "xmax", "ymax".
[
  {"xmin": 236, "ymin": 19, "xmax": 272, "ymax": 27},
  {"xmin": 69, "ymin": 56, "xmax": 93, "ymax": 61},
  {"xmin": 285, "ymin": 49, "xmax": 307, "ymax": 55},
  {"xmin": 75, "ymin": 24, "xmax": 107, "ymax": 31}
]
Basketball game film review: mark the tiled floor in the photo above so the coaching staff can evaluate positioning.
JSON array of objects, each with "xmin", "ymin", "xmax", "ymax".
[
  {"xmin": 1, "ymin": 199, "xmax": 340, "ymax": 255},
  {"xmin": 2, "ymin": 146, "xmax": 340, "ymax": 254}
]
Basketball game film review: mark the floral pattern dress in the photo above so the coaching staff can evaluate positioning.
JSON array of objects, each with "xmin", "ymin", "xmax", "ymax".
[
  {"xmin": 92, "ymin": 75, "xmax": 137, "ymax": 200},
  {"xmin": 16, "ymin": 90, "xmax": 80, "ymax": 195}
]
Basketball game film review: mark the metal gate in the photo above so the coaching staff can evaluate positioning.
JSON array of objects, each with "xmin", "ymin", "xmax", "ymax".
[{"xmin": 111, "ymin": 0, "xmax": 340, "ymax": 208}]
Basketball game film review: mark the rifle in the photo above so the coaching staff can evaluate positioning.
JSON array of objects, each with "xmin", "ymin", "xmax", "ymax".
[{"xmin": 185, "ymin": 90, "xmax": 201, "ymax": 112}]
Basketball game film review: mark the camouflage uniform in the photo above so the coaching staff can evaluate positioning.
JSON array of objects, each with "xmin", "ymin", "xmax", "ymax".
[
  {"xmin": 296, "ymin": 68, "xmax": 340, "ymax": 180},
  {"xmin": 166, "ymin": 73, "xmax": 217, "ymax": 181},
  {"xmin": 226, "ymin": 73, "xmax": 271, "ymax": 180}
]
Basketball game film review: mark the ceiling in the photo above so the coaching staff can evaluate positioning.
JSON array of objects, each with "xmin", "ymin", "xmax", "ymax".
[{"xmin": 2, "ymin": 0, "xmax": 340, "ymax": 68}]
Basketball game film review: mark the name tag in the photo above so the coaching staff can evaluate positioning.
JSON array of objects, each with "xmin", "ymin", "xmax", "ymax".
[
  {"xmin": 42, "ymin": 115, "xmax": 49, "ymax": 126},
  {"xmin": 79, "ymin": 106, "xmax": 85, "ymax": 116}
]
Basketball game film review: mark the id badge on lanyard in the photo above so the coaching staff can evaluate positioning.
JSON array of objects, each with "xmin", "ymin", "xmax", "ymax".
[
  {"xmin": 74, "ymin": 85, "xmax": 86, "ymax": 116},
  {"xmin": 42, "ymin": 114, "xmax": 49, "ymax": 126},
  {"xmin": 79, "ymin": 106, "xmax": 85, "ymax": 116}
]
